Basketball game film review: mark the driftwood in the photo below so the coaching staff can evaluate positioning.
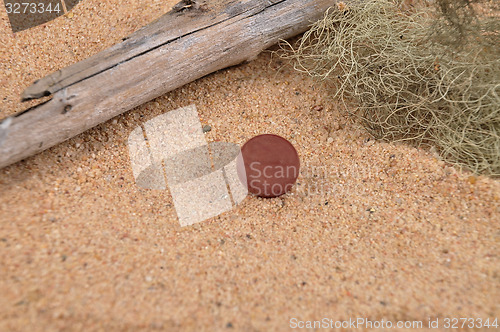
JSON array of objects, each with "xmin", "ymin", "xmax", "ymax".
[{"xmin": 0, "ymin": 0, "xmax": 336, "ymax": 169}]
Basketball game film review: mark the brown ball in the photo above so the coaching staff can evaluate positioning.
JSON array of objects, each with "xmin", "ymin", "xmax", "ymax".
[{"xmin": 237, "ymin": 134, "xmax": 300, "ymax": 198}]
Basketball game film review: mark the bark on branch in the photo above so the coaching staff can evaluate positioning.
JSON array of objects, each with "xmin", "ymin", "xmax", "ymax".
[{"xmin": 0, "ymin": 0, "xmax": 336, "ymax": 169}]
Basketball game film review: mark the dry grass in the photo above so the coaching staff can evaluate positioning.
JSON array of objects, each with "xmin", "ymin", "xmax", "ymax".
[{"xmin": 282, "ymin": 0, "xmax": 500, "ymax": 176}]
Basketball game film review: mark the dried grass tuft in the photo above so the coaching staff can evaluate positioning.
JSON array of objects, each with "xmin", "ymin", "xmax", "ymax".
[{"xmin": 282, "ymin": 0, "xmax": 500, "ymax": 176}]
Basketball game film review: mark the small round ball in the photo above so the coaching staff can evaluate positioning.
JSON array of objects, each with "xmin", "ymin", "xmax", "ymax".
[{"xmin": 237, "ymin": 134, "xmax": 300, "ymax": 198}]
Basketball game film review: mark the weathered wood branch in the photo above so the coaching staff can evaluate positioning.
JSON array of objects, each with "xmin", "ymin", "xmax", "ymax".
[{"xmin": 0, "ymin": 0, "xmax": 336, "ymax": 169}]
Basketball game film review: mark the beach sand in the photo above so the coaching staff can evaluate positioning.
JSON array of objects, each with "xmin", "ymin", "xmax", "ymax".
[{"xmin": 1, "ymin": 0, "xmax": 499, "ymax": 331}]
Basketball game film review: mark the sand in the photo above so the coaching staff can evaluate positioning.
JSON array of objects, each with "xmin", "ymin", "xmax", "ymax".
[{"xmin": 1, "ymin": 0, "xmax": 499, "ymax": 331}]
